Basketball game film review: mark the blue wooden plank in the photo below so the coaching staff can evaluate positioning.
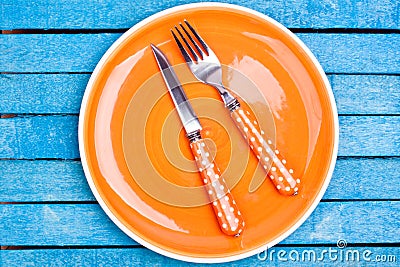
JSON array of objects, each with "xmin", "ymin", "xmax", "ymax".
[
  {"xmin": 325, "ymin": 158, "xmax": 400, "ymax": 200},
  {"xmin": 0, "ymin": 0, "xmax": 399, "ymax": 30},
  {"xmin": 1, "ymin": 74, "xmax": 399, "ymax": 115},
  {"xmin": 0, "ymin": 204, "xmax": 138, "ymax": 246},
  {"xmin": 338, "ymin": 116, "xmax": 400, "ymax": 156},
  {"xmin": 297, "ymin": 34, "xmax": 400, "ymax": 74},
  {"xmin": 281, "ymin": 201, "xmax": 400, "ymax": 245},
  {"xmin": 0, "ymin": 34, "xmax": 120, "ymax": 73},
  {"xmin": 1, "ymin": 202, "xmax": 399, "ymax": 246},
  {"xmin": 0, "ymin": 74, "xmax": 89, "ymax": 114},
  {"xmin": 1, "ymin": 158, "xmax": 399, "ymax": 202},
  {"xmin": 1, "ymin": 115, "xmax": 399, "ymax": 159},
  {"xmin": 1, "ymin": 247, "xmax": 398, "ymax": 266},
  {"xmin": 0, "ymin": 160, "xmax": 93, "ymax": 202},
  {"xmin": 0, "ymin": 116, "xmax": 79, "ymax": 159},
  {"xmin": 0, "ymin": 34, "xmax": 399, "ymax": 74},
  {"xmin": 330, "ymin": 75, "xmax": 400, "ymax": 115}
]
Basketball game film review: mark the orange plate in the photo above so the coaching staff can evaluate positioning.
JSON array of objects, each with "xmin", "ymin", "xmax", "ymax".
[{"xmin": 79, "ymin": 3, "xmax": 338, "ymax": 263}]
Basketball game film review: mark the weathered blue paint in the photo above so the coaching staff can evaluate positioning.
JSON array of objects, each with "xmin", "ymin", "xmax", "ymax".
[
  {"xmin": 1, "ymin": 158, "xmax": 399, "ymax": 202},
  {"xmin": 1, "ymin": 74, "xmax": 399, "ymax": 114},
  {"xmin": 0, "ymin": 0, "xmax": 399, "ymax": 30},
  {"xmin": 0, "ymin": 34, "xmax": 399, "ymax": 73},
  {"xmin": 1, "ymin": 0, "xmax": 399, "ymax": 265},
  {"xmin": 1, "ymin": 202, "xmax": 399, "ymax": 246},
  {"xmin": 1, "ymin": 246, "xmax": 399, "ymax": 266},
  {"xmin": 1, "ymin": 116, "xmax": 399, "ymax": 159}
]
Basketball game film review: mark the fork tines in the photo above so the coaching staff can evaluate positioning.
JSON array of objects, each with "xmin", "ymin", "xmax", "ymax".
[{"xmin": 171, "ymin": 20, "xmax": 209, "ymax": 63}]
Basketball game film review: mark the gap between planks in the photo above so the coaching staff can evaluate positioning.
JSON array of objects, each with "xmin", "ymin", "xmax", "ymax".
[
  {"xmin": 2, "ymin": 243, "xmax": 400, "ymax": 250},
  {"xmin": 2, "ymin": 28, "xmax": 400, "ymax": 35}
]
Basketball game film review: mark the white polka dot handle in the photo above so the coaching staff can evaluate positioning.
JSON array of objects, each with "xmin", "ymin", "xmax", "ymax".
[
  {"xmin": 231, "ymin": 107, "xmax": 300, "ymax": 195},
  {"xmin": 190, "ymin": 139, "xmax": 245, "ymax": 236}
]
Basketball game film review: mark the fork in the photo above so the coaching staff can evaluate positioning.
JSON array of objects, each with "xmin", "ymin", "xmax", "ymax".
[{"xmin": 171, "ymin": 20, "xmax": 300, "ymax": 195}]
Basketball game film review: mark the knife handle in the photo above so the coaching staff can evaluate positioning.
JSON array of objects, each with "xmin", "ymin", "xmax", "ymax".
[
  {"xmin": 190, "ymin": 137, "xmax": 245, "ymax": 236},
  {"xmin": 231, "ymin": 107, "xmax": 300, "ymax": 195}
]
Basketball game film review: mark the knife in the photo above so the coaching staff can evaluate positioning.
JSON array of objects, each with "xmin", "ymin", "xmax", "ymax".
[{"xmin": 151, "ymin": 44, "xmax": 245, "ymax": 236}]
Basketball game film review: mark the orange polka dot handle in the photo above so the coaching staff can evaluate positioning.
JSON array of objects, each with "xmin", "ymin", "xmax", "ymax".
[
  {"xmin": 190, "ymin": 138, "xmax": 245, "ymax": 236},
  {"xmin": 231, "ymin": 107, "xmax": 300, "ymax": 195}
]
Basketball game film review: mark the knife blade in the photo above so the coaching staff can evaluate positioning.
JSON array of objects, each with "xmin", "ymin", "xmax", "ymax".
[{"xmin": 151, "ymin": 44, "xmax": 244, "ymax": 236}]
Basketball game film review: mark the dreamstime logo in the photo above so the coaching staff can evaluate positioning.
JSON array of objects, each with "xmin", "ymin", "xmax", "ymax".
[
  {"xmin": 336, "ymin": 238, "xmax": 347, "ymax": 249},
  {"xmin": 122, "ymin": 63, "xmax": 276, "ymax": 207},
  {"xmin": 258, "ymin": 239, "xmax": 397, "ymax": 263}
]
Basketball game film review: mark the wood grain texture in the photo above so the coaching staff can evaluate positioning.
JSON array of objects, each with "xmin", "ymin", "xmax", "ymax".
[
  {"xmin": 338, "ymin": 116, "xmax": 400, "ymax": 156},
  {"xmin": 330, "ymin": 75, "xmax": 400, "ymax": 115},
  {"xmin": 2, "ymin": 158, "xmax": 398, "ymax": 202},
  {"xmin": 1, "ymin": 34, "xmax": 399, "ymax": 74},
  {"xmin": 1, "ymin": 74, "xmax": 399, "ymax": 115},
  {"xmin": 1, "ymin": 0, "xmax": 399, "ymax": 265},
  {"xmin": 282, "ymin": 201, "xmax": 400, "ymax": 245},
  {"xmin": 325, "ymin": 157, "xmax": 400, "ymax": 200},
  {"xmin": 0, "ymin": 204, "xmax": 136, "ymax": 246},
  {"xmin": 0, "ymin": 160, "xmax": 93, "ymax": 202},
  {"xmin": 0, "ymin": 34, "xmax": 120, "ymax": 73},
  {"xmin": 1, "ymin": 247, "xmax": 399, "ymax": 266},
  {"xmin": 0, "ymin": 116, "xmax": 79, "ymax": 159},
  {"xmin": 296, "ymin": 34, "xmax": 400, "ymax": 74},
  {"xmin": 1, "ymin": 202, "xmax": 399, "ymax": 246},
  {"xmin": 0, "ymin": 74, "xmax": 89, "ymax": 114},
  {"xmin": 1, "ymin": 0, "xmax": 399, "ymax": 30},
  {"xmin": 1, "ymin": 115, "xmax": 399, "ymax": 159}
]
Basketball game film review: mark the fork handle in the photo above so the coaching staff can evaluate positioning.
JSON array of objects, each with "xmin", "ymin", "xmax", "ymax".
[
  {"xmin": 231, "ymin": 107, "xmax": 300, "ymax": 195},
  {"xmin": 190, "ymin": 137, "xmax": 245, "ymax": 236}
]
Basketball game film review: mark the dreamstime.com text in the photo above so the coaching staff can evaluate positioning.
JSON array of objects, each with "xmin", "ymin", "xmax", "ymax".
[{"xmin": 258, "ymin": 240, "xmax": 397, "ymax": 263}]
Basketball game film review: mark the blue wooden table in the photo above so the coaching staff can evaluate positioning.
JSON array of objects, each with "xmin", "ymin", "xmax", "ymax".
[{"xmin": 1, "ymin": 1, "xmax": 399, "ymax": 266}]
